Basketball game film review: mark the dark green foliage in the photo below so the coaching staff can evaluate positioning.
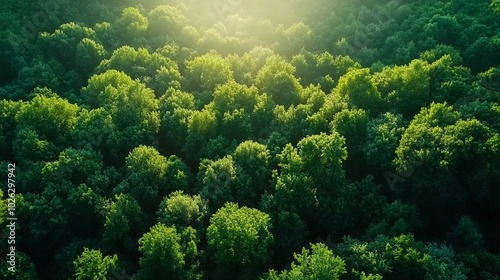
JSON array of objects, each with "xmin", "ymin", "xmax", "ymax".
[
  {"xmin": 3, "ymin": 0, "xmax": 500, "ymax": 278},
  {"xmin": 103, "ymin": 193, "xmax": 147, "ymax": 254}
]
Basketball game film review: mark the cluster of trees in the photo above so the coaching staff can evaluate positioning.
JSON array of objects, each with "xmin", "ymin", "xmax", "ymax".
[{"xmin": 1, "ymin": 0, "xmax": 500, "ymax": 279}]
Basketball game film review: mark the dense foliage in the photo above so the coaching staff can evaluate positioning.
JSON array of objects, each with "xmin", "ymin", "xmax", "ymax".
[{"xmin": 1, "ymin": 0, "xmax": 500, "ymax": 279}]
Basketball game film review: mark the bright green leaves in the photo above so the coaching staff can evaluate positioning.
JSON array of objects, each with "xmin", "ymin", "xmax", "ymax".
[
  {"xmin": 212, "ymin": 81, "xmax": 260, "ymax": 117},
  {"xmin": 184, "ymin": 51, "xmax": 234, "ymax": 93},
  {"xmin": 125, "ymin": 145, "xmax": 169, "ymax": 180},
  {"xmin": 137, "ymin": 223, "xmax": 201, "ymax": 280},
  {"xmin": 256, "ymin": 55, "xmax": 301, "ymax": 108},
  {"xmin": 183, "ymin": 108, "xmax": 218, "ymax": 161},
  {"xmin": 297, "ymin": 132, "xmax": 347, "ymax": 187},
  {"xmin": 207, "ymin": 202, "xmax": 273, "ymax": 266},
  {"xmin": 335, "ymin": 68, "xmax": 381, "ymax": 114},
  {"xmin": 264, "ymin": 166, "xmax": 318, "ymax": 222},
  {"xmin": 16, "ymin": 94, "xmax": 79, "ymax": 144},
  {"xmin": 0, "ymin": 189, "xmax": 6, "ymax": 226},
  {"xmin": 394, "ymin": 103, "xmax": 459, "ymax": 185},
  {"xmin": 82, "ymin": 70, "xmax": 158, "ymax": 122},
  {"xmin": 116, "ymin": 145, "xmax": 190, "ymax": 209},
  {"xmin": 137, "ymin": 224, "xmax": 187, "ymax": 279},
  {"xmin": 81, "ymin": 70, "xmax": 160, "ymax": 162},
  {"xmin": 373, "ymin": 59, "xmax": 431, "ymax": 118},
  {"xmin": 158, "ymin": 191, "xmax": 205, "ymax": 230},
  {"xmin": 81, "ymin": 70, "xmax": 134, "ymax": 108},
  {"xmin": 114, "ymin": 7, "xmax": 148, "ymax": 43},
  {"xmin": 491, "ymin": 0, "xmax": 500, "ymax": 13},
  {"xmin": 411, "ymin": 101, "xmax": 461, "ymax": 127},
  {"xmin": 99, "ymin": 46, "xmax": 182, "ymax": 96},
  {"xmin": 263, "ymin": 132, "xmax": 355, "ymax": 237},
  {"xmin": 441, "ymin": 119, "xmax": 492, "ymax": 168},
  {"xmin": 73, "ymin": 248, "xmax": 118, "ymax": 280},
  {"xmin": 159, "ymin": 88, "xmax": 196, "ymax": 154},
  {"xmin": 264, "ymin": 243, "xmax": 346, "ymax": 280}
]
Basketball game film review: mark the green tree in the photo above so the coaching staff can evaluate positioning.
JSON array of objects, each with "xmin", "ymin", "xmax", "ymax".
[
  {"xmin": 334, "ymin": 68, "xmax": 381, "ymax": 114},
  {"xmin": 159, "ymin": 88, "xmax": 195, "ymax": 155},
  {"xmin": 264, "ymin": 243, "xmax": 346, "ymax": 280},
  {"xmin": 446, "ymin": 216, "xmax": 485, "ymax": 252},
  {"xmin": 157, "ymin": 191, "xmax": 205, "ymax": 230},
  {"xmin": 199, "ymin": 156, "xmax": 237, "ymax": 212},
  {"xmin": 331, "ymin": 109, "xmax": 369, "ymax": 179},
  {"xmin": 255, "ymin": 55, "xmax": 302, "ymax": 108},
  {"xmin": 184, "ymin": 51, "xmax": 234, "ymax": 94},
  {"xmin": 1, "ymin": 252, "xmax": 37, "ymax": 280},
  {"xmin": 182, "ymin": 108, "xmax": 218, "ymax": 164},
  {"xmin": 0, "ymin": 100, "xmax": 24, "ymax": 161},
  {"xmin": 137, "ymin": 223, "xmax": 189, "ymax": 280},
  {"xmin": 148, "ymin": 5, "xmax": 188, "ymax": 44},
  {"xmin": 261, "ymin": 144, "xmax": 318, "ymax": 222},
  {"xmin": 16, "ymin": 93, "xmax": 80, "ymax": 145},
  {"xmin": 365, "ymin": 200, "xmax": 421, "ymax": 239},
  {"xmin": 13, "ymin": 128, "xmax": 58, "ymax": 165},
  {"xmin": 373, "ymin": 59, "xmax": 431, "ymax": 118},
  {"xmin": 81, "ymin": 70, "xmax": 160, "ymax": 163},
  {"xmin": 73, "ymin": 248, "xmax": 118, "ymax": 280},
  {"xmin": 336, "ymin": 234, "xmax": 467, "ymax": 280},
  {"xmin": 207, "ymin": 202, "xmax": 273, "ymax": 267},
  {"xmin": 40, "ymin": 22, "xmax": 96, "ymax": 69},
  {"xmin": 232, "ymin": 141, "xmax": 272, "ymax": 208},
  {"xmin": 363, "ymin": 112, "xmax": 406, "ymax": 174},
  {"xmin": 115, "ymin": 145, "xmax": 190, "ymax": 210},
  {"xmin": 40, "ymin": 147, "xmax": 104, "ymax": 186},
  {"xmin": 297, "ymin": 132, "xmax": 347, "ymax": 189},
  {"xmin": 98, "ymin": 46, "xmax": 182, "ymax": 96},
  {"xmin": 75, "ymin": 38, "xmax": 106, "ymax": 77},
  {"xmin": 113, "ymin": 7, "xmax": 148, "ymax": 45},
  {"xmin": 103, "ymin": 193, "xmax": 146, "ymax": 254},
  {"xmin": 212, "ymin": 81, "xmax": 260, "ymax": 118}
]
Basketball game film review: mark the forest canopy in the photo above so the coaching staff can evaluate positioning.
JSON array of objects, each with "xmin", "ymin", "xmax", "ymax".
[{"xmin": 1, "ymin": 0, "xmax": 500, "ymax": 279}]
